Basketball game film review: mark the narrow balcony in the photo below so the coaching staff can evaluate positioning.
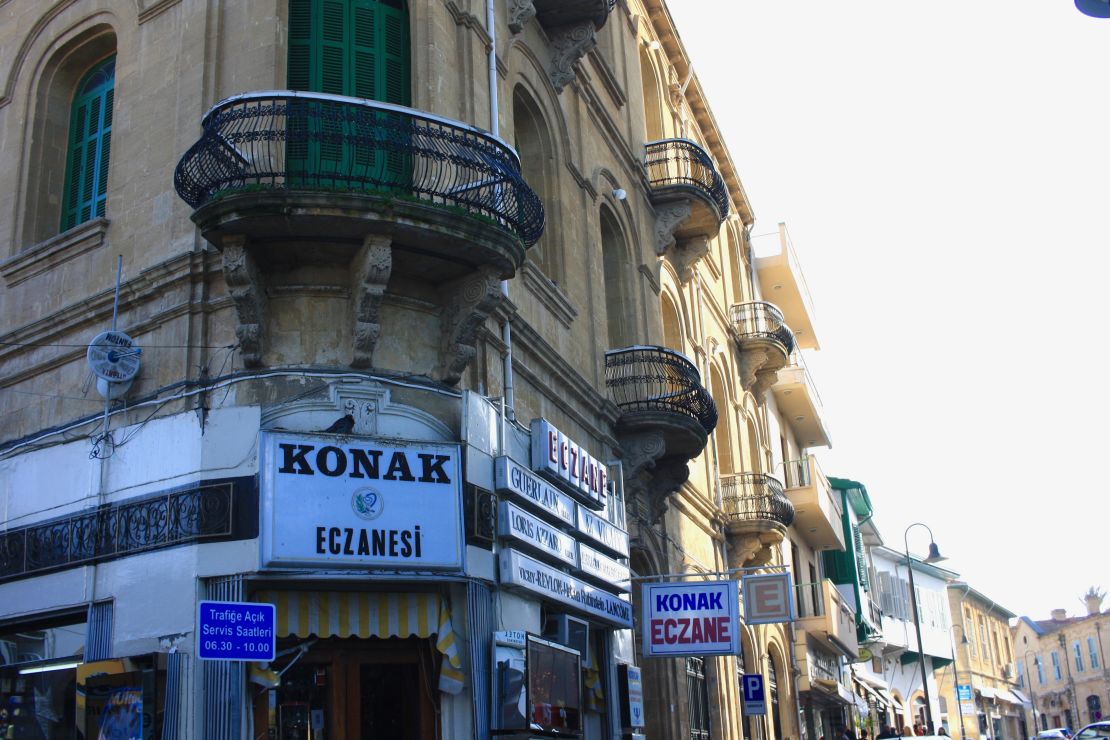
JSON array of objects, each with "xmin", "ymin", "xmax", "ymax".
[
  {"xmin": 173, "ymin": 91, "xmax": 544, "ymax": 378},
  {"xmin": 772, "ymin": 352, "xmax": 831, "ymax": 448},
  {"xmin": 532, "ymin": 0, "xmax": 615, "ymax": 30},
  {"xmin": 605, "ymin": 346, "xmax": 718, "ymax": 521},
  {"xmin": 752, "ymin": 223, "xmax": 819, "ymax": 350},
  {"xmin": 174, "ymin": 91, "xmax": 544, "ymax": 276},
  {"xmin": 720, "ymin": 473, "xmax": 795, "ymax": 568},
  {"xmin": 646, "ymin": 139, "xmax": 728, "ymax": 278},
  {"xmin": 782, "ymin": 455, "xmax": 844, "ymax": 551},
  {"xmin": 795, "ymin": 579, "xmax": 860, "ymax": 660},
  {"xmin": 729, "ymin": 301, "xmax": 795, "ymax": 394}
]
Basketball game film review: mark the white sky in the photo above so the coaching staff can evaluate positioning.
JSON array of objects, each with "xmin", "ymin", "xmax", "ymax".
[{"xmin": 666, "ymin": 0, "xmax": 1110, "ymax": 621}]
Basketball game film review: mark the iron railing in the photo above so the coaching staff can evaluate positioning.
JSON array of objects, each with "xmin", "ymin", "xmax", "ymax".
[
  {"xmin": 0, "ymin": 478, "xmax": 255, "ymax": 583},
  {"xmin": 720, "ymin": 473, "xmax": 795, "ymax": 527},
  {"xmin": 174, "ymin": 91, "xmax": 545, "ymax": 246},
  {"xmin": 783, "ymin": 457, "xmax": 812, "ymax": 489},
  {"xmin": 795, "ymin": 581, "xmax": 827, "ymax": 619},
  {"xmin": 645, "ymin": 138, "xmax": 729, "ymax": 221},
  {"xmin": 729, "ymin": 301, "xmax": 796, "ymax": 354},
  {"xmin": 605, "ymin": 346, "xmax": 718, "ymax": 434}
]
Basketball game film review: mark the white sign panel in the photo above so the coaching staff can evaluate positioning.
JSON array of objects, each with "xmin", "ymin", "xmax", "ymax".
[
  {"xmin": 529, "ymin": 418, "xmax": 607, "ymax": 508},
  {"xmin": 260, "ymin": 432, "xmax": 463, "ymax": 570},
  {"xmin": 642, "ymin": 580, "xmax": 740, "ymax": 658},
  {"xmin": 576, "ymin": 505, "xmax": 630, "ymax": 558},
  {"xmin": 577, "ymin": 543, "xmax": 631, "ymax": 592},
  {"xmin": 498, "ymin": 501, "xmax": 577, "ymax": 567},
  {"xmin": 499, "ymin": 548, "xmax": 633, "ymax": 628},
  {"xmin": 494, "ymin": 456, "xmax": 575, "ymax": 525},
  {"xmin": 742, "ymin": 572, "xmax": 796, "ymax": 624}
]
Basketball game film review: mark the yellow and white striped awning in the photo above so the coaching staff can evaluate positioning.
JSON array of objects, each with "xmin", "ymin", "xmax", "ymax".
[{"xmin": 255, "ymin": 590, "xmax": 465, "ymax": 694}]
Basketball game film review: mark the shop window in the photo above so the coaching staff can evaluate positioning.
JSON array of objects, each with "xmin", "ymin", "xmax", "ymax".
[
  {"xmin": 0, "ymin": 616, "xmax": 85, "ymax": 739},
  {"xmin": 60, "ymin": 56, "xmax": 115, "ymax": 232}
]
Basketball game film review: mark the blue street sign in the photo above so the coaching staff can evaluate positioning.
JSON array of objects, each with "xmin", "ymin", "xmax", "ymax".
[
  {"xmin": 957, "ymin": 684, "xmax": 972, "ymax": 701},
  {"xmin": 742, "ymin": 673, "xmax": 766, "ymax": 716},
  {"xmin": 197, "ymin": 600, "xmax": 276, "ymax": 661}
]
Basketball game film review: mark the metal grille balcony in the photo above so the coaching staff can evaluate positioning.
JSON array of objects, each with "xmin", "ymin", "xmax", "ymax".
[
  {"xmin": 605, "ymin": 346, "xmax": 718, "ymax": 434},
  {"xmin": 174, "ymin": 91, "xmax": 545, "ymax": 247},
  {"xmin": 729, "ymin": 301, "xmax": 796, "ymax": 355},
  {"xmin": 720, "ymin": 473, "xmax": 795, "ymax": 527},
  {"xmin": 645, "ymin": 138, "xmax": 729, "ymax": 221}
]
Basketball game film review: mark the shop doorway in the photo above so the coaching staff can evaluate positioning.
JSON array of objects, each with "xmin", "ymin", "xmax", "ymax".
[{"xmin": 254, "ymin": 637, "xmax": 436, "ymax": 739}]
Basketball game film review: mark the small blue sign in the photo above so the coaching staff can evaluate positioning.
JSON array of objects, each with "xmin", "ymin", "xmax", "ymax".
[
  {"xmin": 957, "ymin": 684, "xmax": 972, "ymax": 701},
  {"xmin": 197, "ymin": 600, "xmax": 276, "ymax": 661},
  {"xmin": 742, "ymin": 673, "xmax": 766, "ymax": 716}
]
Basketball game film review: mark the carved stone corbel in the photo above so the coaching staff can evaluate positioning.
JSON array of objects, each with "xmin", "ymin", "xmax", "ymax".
[
  {"xmin": 436, "ymin": 265, "xmax": 502, "ymax": 385},
  {"xmin": 738, "ymin": 346, "xmax": 770, "ymax": 391},
  {"xmin": 654, "ymin": 201, "xmax": 692, "ymax": 255},
  {"xmin": 639, "ymin": 460, "xmax": 690, "ymax": 525},
  {"xmin": 508, "ymin": 0, "xmax": 536, "ymax": 33},
  {"xmin": 350, "ymin": 235, "xmax": 393, "ymax": 369},
  {"xmin": 672, "ymin": 235, "xmax": 710, "ymax": 283},
  {"xmin": 727, "ymin": 532, "xmax": 775, "ymax": 569},
  {"xmin": 617, "ymin": 430, "xmax": 667, "ymax": 481},
  {"xmin": 222, "ymin": 236, "xmax": 267, "ymax": 368},
  {"xmin": 751, "ymin": 368, "xmax": 779, "ymax": 398},
  {"xmin": 549, "ymin": 21, "xmax": 597, "ymax": 92}
]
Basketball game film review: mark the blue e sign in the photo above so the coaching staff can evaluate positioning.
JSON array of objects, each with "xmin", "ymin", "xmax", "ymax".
[{"xmin": 197, "ymin": 600, "xmax": 276, "ymax": 661}]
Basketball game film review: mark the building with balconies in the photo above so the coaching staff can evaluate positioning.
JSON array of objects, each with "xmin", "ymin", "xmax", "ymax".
[{"xmin": 1012, "ymin": 590, "xmax": 1110, "ymax": 735}]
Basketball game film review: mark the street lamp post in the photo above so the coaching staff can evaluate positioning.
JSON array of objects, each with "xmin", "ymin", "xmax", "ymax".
[
  {"xmin": 905, "ymin": 522, "xmax": 946, "ymax": 735},
  {"xmin": 950, "ymin": 625, "xmax": 970, "ymax": 740},
  {"xmin": 1059, "ymin": 633, "xmax": 1080, "ymax": 729},
  {"xmin": 1024, "ymin": 650, "xmax": 1041, "ymax": 735}
]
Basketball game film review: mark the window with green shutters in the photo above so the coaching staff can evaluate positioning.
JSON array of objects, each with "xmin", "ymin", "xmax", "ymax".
[
  {"xmin": 60, "ymin": 56, "xmax": 115, "ymax": 232},
  {"xmin": 286, "ymin": 0, "xmax": 410, "ymax": 188}
]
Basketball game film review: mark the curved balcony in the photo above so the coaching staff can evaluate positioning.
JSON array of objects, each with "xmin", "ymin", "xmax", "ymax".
[
  {"xmin": 646, "ymin": 138, "xmax": 728, "ymax": 247},
  {"xmin": 720, "ymin": 473, "xmax": 795, "ymax": 530},
  {"xmin": 174, "ymin": 91, "xmax": 544, "ymax": 279},
  {"xmin": 605, "ymin": 345, "xmax": 717, "ymax": 450},
  {"xmin": 730, "ymin": 301, "xmax": 795, "ymax": 392},
  {"xmin": 532, "ymin": 0, "xmax": 615, "ymax": 29},
  {"xmin": 721, "ymin": 473, "xmax": 794, "ymax": 568}
]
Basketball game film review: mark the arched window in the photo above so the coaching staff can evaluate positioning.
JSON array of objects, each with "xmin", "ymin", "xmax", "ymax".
[
  {"xmin": 60, "ymin": 56, "xmax": 115, "ymax": 231},
  {"xmin": 709, "ymin": 363, "xmax": 734, "ymax": 475},
  {"xmin": 638, "ymin": 46, "xmax": 664, "ymax": 142},
  {"xmin": 287, "ymin": 0, "xmax": 410, "ymax": 103},
  {"xmin": 661, "ymin": 295, "xmax": 683, "ymax": 353},
  {"xmin": 769, "ymin": 654, "xmax": 783, "ymax": 740},
  {"xmin": 601, "ymin": 207, "xmax": 632, "ymax": 347},
  {"xmin": 516, "ymin": 87, "xmax": 558, "ymax": 280}
]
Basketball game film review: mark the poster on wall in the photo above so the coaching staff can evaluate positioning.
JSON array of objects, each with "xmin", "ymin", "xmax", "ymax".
[{"xmin": 260, "ymin": 432, "xmax": 463, "ymax": 570}]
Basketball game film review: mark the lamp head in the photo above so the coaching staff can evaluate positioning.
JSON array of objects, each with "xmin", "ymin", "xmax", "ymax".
[{"xmin": 924, "ymin": 541, "xmax": 946, "ymax": 564}]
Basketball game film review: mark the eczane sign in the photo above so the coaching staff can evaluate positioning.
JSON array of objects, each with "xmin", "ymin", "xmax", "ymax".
[{"xmin": 642, "ymin": 580, "xmax": 740, "ymax": 658}]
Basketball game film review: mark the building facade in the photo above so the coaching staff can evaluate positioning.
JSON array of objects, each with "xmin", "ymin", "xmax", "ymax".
[
  {"xmin": 1012, "ymin": 591, "xmax": 1110, "ymax": 734},
  {"xmin": 937, "ymin": 583, "xmax": 1022, "ymax": 740}
]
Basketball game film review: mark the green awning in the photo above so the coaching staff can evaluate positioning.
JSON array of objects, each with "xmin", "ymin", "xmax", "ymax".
[
  {"xmin": 827, "ymin": 476, "xmax": 874, "ymax": 520},
  {"xmin": 899, "ymin": 651, "xmax": 953, "ymax": 670}
]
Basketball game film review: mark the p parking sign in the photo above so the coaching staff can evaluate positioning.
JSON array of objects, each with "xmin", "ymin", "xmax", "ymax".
[{"xmin": 742, "ymin": 673, "xmax": 766, "ymax": 716}]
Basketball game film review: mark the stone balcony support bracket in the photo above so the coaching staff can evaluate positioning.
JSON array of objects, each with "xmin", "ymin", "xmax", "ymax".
[
  {"xmin": 550, "ymin": 21, "xmax": 599, "ymax": 92},
  {"xmin": 350, "ymin": 235, "xmax": 393, "ymax": 370},
  {"xmin": 436, "ymin": 265, "xmax": 503, "ymax": 385},
  {"xmin": 222, "ymin": 235, "xmax": 268, "ymax": 368},
  {"xmin": 654, "ymin": 201, "xmax": 692, "ymax": 256},
  {"xmin": 508, "ymin": 0, "xmax": 537, "ymax": 33},
  {"xmin": 617, "ymin": 429, "xmax": 690, "ymax": 524}
]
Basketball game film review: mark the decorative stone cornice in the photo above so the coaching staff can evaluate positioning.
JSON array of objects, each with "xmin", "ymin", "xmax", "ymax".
[
  {"xmin": 221, "ymin": 236, "xmax": 267, "ymax": 368},
  {"xmin": 549, "ymin": 20, "xmax": 598, "ymax": 92},
  {"xmin": 437, "ymin": 265, "xmax": 502, "ymax": 385},
  {"xmin": 350, "ymin": 235, "xmax": 392, "ymax": 370}
]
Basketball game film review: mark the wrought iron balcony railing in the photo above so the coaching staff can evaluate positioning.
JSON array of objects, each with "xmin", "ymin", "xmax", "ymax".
[
  {"xmin": 174, "ymin": 91, "xmax": 545, "ymax": 246},
  {"xmin": 605, "ymin": 346, "xmax": 718, "ymax": 434},
  {"xmin": 783, "ymin": 456, "xmax": 812, "ymax": 489},
  {"xmin": 729, "ymin": 301, "xmax": 796, "ymax": 355},
  {"xmin": 645, "ymin": 138, "xmax": 729, "ymax": 221},
  {"xmin": 720, "ymin": 473, "xmax": 795, "ymax": 527}
]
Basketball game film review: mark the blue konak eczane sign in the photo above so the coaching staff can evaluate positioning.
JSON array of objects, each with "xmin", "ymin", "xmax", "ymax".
[{"xmin": 197, "ymin": 600, "xmax": 276, "ymax": 661}]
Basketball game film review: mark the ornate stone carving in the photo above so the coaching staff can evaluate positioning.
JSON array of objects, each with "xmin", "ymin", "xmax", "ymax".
[
  {"xmin": 549, "ymin": 21, "xmax": 597, "ymax": 92},
  {"xmin": 350, "ymin": 235, "xmax": 393, "ymax": 369},
  {"xmin": 617, "ymin": 429, "xmax": 691, "ymax": 525},
  {"xmin": 738, "ymin": 347, "xmax": 770, "ymax": 391},
  {"xmin": 221, "ymin": 236, "xmax": 267, "ymax": 368},
  {"xmin": 727, "ymin": 532, "xmax": 776, "ymax": 569},
  {"xmin": 619, "ymin": 430, "xmax": 667, "ymax": 481},
  {"xmin": 508, "ymin": 0, "xmax": 536, "ymax": 33},
  {"xmin": 437, "ymin": 265, "xmax": 502, "ymax": 385},
  {"xmin": 751, "ymin": 368, "xmax": 779, "ymax": 398},
  {"xmin": 654, "ymin": 201, "xmax": 692, "ymax": 255},
  {"xmin": 332, "ymin": 383, "xmax": 390, "ymax": 436},
  {"xmin": 671, "ymin": 235, "xmax": 710, "ymax": 283}
]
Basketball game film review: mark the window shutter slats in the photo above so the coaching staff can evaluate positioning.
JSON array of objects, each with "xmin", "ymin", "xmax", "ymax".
[{"xmin": 61, "ymin": 56, "xmax": 114, "ymax": 231}]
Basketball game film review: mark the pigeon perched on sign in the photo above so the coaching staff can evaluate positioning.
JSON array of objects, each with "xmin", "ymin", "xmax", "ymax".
[{"xmin": 322, "ymin": 414, "xmax": 355, "ymax": 434}]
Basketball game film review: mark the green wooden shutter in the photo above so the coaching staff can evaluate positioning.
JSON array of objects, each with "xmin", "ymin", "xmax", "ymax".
[
  {"xmin": 853, "ymin": 524, "xmax": 869, "ymax": 590},
  {"xmin": 61, "ymin": 56, "xmax": 115, "ymax": 231}
]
